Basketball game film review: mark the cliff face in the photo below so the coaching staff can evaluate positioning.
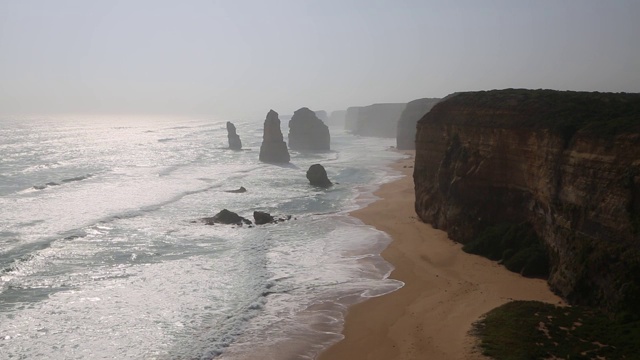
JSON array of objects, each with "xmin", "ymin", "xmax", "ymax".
[
  {"xmin": 328, "ymin": 110, "xmax": 346, "ymax": 127},
  {"xmin": 259, "ymin": 110, "xmax": 290, "ymax": 163},
  {"xmin": 288, "ymin": 107, "xmax": 330, "ymax": 151},
  {"xmin": 354, "ymin": 103, "xmax": 406, "ymax": 138},
  {"xmin": 344, "ymin": 106, "xmax": 362, "ymax": 132},
  {"xmin": 396, "ymin": 98, "xmax": 440, "ymax": 149},
  {"xmin": 414, "ymin": 89, "xmax": 640, "ymax": 311},
  {"xmin": 314, "ymin": 110, "xmax": 328, "ymax": 123}
]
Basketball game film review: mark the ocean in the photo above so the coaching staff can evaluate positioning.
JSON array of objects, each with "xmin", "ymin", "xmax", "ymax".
[{"xmin": 0, "ymin": 115, "xmax": 405, "ymax": 359}]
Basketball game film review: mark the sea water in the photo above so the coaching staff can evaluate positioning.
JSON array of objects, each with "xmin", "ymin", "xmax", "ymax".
[{"xmin": 0, "ymin": 115, "xmax": 405, "ymax": 359}]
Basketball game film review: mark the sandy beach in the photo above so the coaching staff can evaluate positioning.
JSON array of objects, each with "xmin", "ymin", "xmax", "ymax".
[{"xmin": 318, "ymin": 152, "xmax": 562, "ymax": 360}]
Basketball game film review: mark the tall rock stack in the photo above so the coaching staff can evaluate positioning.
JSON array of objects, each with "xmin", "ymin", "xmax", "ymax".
[
  {"xmin": 328, "ymin": 110, "xmax": 346, "ymax": 127},
  {"xmin": 259, "ymin": 110, "xmax": 290, "ymax": 163},
  {"xmin": 288, "ymin": 107, "xmax": 330, "ymax": 151},
  {"xmin": 344, "ymin": 106, "xmax": 361, "ymax": 132},
  {"xmin": 396, "ymin": 98, "xmax": 440, "ymax": 149},
  {"xmin": 226, "ymin": 121, "xmax": 242, "ymax": 150},
  {"xmin": 314, "ymin": 110, "xmax": 328, "ymax": 123}
]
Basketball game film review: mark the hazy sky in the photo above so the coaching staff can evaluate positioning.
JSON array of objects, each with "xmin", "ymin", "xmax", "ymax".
[{"xmin": 1, "ymin": 0, "xmax": 639, "ymax": 120}]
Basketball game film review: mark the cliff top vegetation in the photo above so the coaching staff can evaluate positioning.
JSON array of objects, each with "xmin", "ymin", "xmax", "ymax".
[{"xmin": 427, "ymin": 89, "xmax": 640, "ymax": 139}]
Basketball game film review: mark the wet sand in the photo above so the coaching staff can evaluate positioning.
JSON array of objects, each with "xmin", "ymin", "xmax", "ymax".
[{"xmin": 317, "ymin": 152, "xmax": 562, "ymax": 360}]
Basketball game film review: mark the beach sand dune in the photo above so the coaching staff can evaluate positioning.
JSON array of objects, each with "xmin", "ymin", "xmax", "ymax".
[{"xmin": 318, "ymin": 152, "xmax": 562, "ymax": 360}]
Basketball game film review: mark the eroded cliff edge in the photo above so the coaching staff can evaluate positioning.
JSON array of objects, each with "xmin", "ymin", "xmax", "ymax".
[
  {"xmin": 396, "ymin": 97, "xmax": 440, "ymax": 149},
  {"xmin": 414, "ymin": 89, "xmax": 640, "ymax": 311}
]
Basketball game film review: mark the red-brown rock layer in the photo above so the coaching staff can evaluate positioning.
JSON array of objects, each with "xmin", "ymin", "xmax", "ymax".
[{"xmin": 414, "ymin": 89, "xmax": 640, "ymax": 311}]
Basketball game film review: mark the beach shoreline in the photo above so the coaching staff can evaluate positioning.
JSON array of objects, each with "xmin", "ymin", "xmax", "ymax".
[{"xmin": 317, "ymin": 151, "xmax": 562, "ymax": 360}]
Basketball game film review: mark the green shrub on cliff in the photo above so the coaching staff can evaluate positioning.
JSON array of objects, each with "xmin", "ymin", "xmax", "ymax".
[
  {"xmin": 473, "ymin": 300, "xmax": 640, "ymax": 359},
  {"xmin": 463, "ymin": 223, "xmax": 549, "ymax": 278}
]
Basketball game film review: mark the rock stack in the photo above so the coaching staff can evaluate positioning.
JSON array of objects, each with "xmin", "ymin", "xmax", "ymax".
[
  {"xmin": 328, "ymin": 110, "xmax": 346, "ymax": 127},
  {"xmin": 259, "ymin": 110, "xmax": 290, "ymax": 163},
  {"xmin": 288, "ymin": 107, "xmax": 330, "ymax": 151},
  {"xmin": 344, "ymin": 106, "xmax": 362, "ymax": 132},
  {"xmin": 306, "ymin": 164, "xmax": 332, "ymax": 188},
  {"xmin": 226, "ymin": 121, "xmax": 242, "ymax": 150}
]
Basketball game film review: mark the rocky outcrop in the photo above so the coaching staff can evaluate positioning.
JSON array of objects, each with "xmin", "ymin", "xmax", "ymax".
[
  {"xmin": 225, "ymin": 186, "xmax": 246, "ymax": 193},
  {"xmin": 253, "ymin": 211, "xmax": 293, "ymax": 225},
  {"xmin": 414, "ymin": 89, "xmax": 640, "ymax": 312},
  {"xmin": 202, "ymin": 209, "xmax": 252, "ymax": 226},
  {"xmin": 306, "ymin": 164, "xmax": 332, "ymax": 188},
  {"xmin": 354, "ymin": 103, "xmax": 406, "ymax": 138},
  {"xmin": 253, "ymin": 211, "xmax": 274, "ymax": 225},
  {"xmin": 344, "ymin": 106, "xmax": 362, "ymax": 132},
  {"xmin": 328, "ymin": 110, "xmax": 346, "ymax": 127},
  {"xmin": 315, "ymin": 110, "xmax": 328, "ymax": 123},
  {"xmin": 259, "ymin": 110, "xmax": 290, "ymax": 163},
  {"xmin": 288, "ymin": 107, "xmax": 330, "ymax": 151},
  {"xmin": 396, "ymin": 98, "xmax": 440, "ymax": 149},
  {"xmin": 226, "ymin": 121, "xmax": 242, "ymax": 150}
]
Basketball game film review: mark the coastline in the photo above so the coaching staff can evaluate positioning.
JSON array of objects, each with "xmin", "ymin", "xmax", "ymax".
[{"xmin": 317, "ymin": 151, "xmax": 562, "ymax": 360}]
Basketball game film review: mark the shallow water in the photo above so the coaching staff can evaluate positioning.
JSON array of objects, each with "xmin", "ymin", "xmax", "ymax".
[{"xmin": 0, "ymin": 115, "xmax": 404, "ymax": 359}]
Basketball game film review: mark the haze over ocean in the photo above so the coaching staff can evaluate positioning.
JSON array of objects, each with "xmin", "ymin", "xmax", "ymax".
[
  {"xmin": 0, "ymin": 116, "xmax": 406, "ymax": 358},
  {"xmin": 0, "ymin": 1, "xmax": 638, "ymax": 120},
  {"xmin": 1, "ymin": 1, "xmax": 639, "ymax": 359}
]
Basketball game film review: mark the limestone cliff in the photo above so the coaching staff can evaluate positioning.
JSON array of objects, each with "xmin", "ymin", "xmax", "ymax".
[
  {"xmin": 259, "ymin": 110, "xmax": 290, "ymax": 163},
  {"xmin": 328, "ymin": 110, "xmax": 346, "ymax": 127},
  {"xmin": 396, "ymin": 98, "xmax": 441, "ymax": 149},
  {"xmin": 414, "ymin": 89, "xmax": 640, "ymax": 311},
  {"xmin": 344, "ymin": 106, "xmax": 362, "ymax": 132},
  {"xmin": 288, "ymin": 107, "xmax": 330, "ymax": 151},
  {"xmin": 314, "ymin": 110, "xmax": 328, "ymax": 123},
  {"xmin": 353, "ymin": 103, "xmax": 406, "ymax": 138}
]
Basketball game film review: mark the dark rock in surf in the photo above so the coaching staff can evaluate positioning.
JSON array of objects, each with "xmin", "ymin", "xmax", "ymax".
[
  {"xmin": 202, "ymin": 209, "xmax": 252, "ymax": 226},
  {"xmin": 253, "ymin": 211, "xmax": 293, "ymax": 225},
  {"xmin": 225, "ymin": 186, "xmax": 247, "ymax": 193},
  {"xmin": 288, "ymin": 107, "xmax": 330, "ymax": 151},
  {"xmin": 226, "ymin": 121, "xmax": 242, "ymax": 150},
  {"xmin": 306, "ymin": 164, "xmax": 332, "ymax": 188},
  {"xmin": 259, "ymin": 110, "xmax": 290, "ymax": 163},
  {"xmin": 253, "ymin": 211, "xmax": 274, "ymax": 225}
]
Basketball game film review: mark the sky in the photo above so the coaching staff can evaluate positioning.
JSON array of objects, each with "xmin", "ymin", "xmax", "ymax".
[{"xmin": 0, "ymin": 0, "xmax": 639, "ymax": 121}]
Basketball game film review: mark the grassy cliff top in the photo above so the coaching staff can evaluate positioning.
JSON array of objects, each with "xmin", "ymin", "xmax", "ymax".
[{"xmin": 425, "ymin": 89, "xmax": 640, "ymax": 137}]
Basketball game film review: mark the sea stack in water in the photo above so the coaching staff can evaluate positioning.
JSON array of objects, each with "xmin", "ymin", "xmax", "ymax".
[
  {"xmin": 306, "ymin": 164, "xmax": 332, "ymax": 188},
  {"xmin": 288, "ymin": 107, "xmax": 330, "ymax": 151},
  {"xmin": 259, "ymin": 110, "xmax": 290, "ymax": 163},
  {"xmin": 226, "ymin": 121, "xmax": 242, "ymax": 150},
  {"xmin": 202, "ymin": 209, "xmax": 252, "ymax": 226}
]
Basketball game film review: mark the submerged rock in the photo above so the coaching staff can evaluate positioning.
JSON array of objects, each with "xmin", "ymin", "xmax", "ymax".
[
  {"xmin": 202, "ymin": 209, "xmax": 252, "ymax": 226},
  {"xmin": 306, "ymin": 164, "xmax": 332, "ymax": 188},
  {"xmin": 226, "ymin": 121, "xmax": 242, "ymax": 150},
  {"xmin": 288, "ymin": 107, "xmax": 330, "ymax": 151},
  {"xmin": 225, "ymin": 186, "xmax": 247, "ymax": 193},
  {"xmin": 259, "ymin": 110, "xmax": 290, "ymax": 163}
]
